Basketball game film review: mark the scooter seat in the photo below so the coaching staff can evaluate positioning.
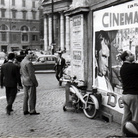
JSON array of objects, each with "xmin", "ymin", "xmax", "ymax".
[{"xmin": 77, "ymin": 85, "xmax": 87, "ymax": 90}]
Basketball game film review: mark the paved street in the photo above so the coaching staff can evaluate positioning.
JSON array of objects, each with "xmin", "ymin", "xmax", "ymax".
[{"xmin": 0, "ymin": 73, "xmax": 122, "ymax": 138}]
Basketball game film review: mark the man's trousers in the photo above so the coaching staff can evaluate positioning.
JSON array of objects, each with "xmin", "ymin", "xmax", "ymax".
[
  {"xmin": 23, "ymin": 86, "xmax": 36, "ymax": 113},
  {"xmin": 6, "ymin": 87, "xmax": 17, "ymax": 111},
  {"xmin": 122, "ymin": 94, "xmax": 138, "ymax": 134}
]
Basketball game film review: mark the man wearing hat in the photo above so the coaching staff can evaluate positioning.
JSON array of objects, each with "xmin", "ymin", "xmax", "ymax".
[{"xmin": 55, "ymin": 51, "xmax": 66, "ymax": 86}]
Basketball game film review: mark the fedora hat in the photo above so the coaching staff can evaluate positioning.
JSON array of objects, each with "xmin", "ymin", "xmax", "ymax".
[{"xmin": 57, "ymin": 51, "xmax": 63, "ymax": 54}]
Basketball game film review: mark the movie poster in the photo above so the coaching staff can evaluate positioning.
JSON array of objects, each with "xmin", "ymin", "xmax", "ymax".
[
  {"xmin": 70, "ymin": 14, "xmax": 84, "ymax": 80},
  {"xmin": 93, "ymin": 0, "xmax": 138, "ymax": 113}
]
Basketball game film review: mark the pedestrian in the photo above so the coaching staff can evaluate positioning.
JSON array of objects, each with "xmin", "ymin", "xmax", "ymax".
[
  {"xmin": 0, "ymin": 53, "xmax": 22, "ymax": 115},
  {"xmin": 20, "ymin": 49, "xmax": 40, "ymax": 115},
  {"xmin": 51, "ymin": 43, "xmax": 54, "ymax": 55},
  {"xmin": 13, "ymin": 55, "xmax": 23, "ymax": 92},
  {"xmin": 120, "ymin": 50, "xmax": 138, "ymax": 136},
  {"xmin": 55, "ymin": 51, "xmax": 66, "ymax": 86}
]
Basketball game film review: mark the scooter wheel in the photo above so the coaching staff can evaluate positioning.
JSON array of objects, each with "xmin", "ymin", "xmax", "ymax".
[
  {"xmin": 63, "ymin": 106, "xmax": 67, "ymax": 111},
  {"xmin": 83, "ymin": 95, "xmax": 98, "ymax": 119}
]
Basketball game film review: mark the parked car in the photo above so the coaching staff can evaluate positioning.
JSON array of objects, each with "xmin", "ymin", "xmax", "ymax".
[
  {"xmin": 0, "ymin": 57, "xmax": 5, "ymax": 72},
  {"xmin": 0, "ymin": 52, "xmax": 6, "ymax": 68},
  {"xmin": 32, "ymin": 55, "xmax": 57, "ymax": 71},
  {"xmin": 0, "ymin": 52, "xmax": 6, "ymax": 81}
]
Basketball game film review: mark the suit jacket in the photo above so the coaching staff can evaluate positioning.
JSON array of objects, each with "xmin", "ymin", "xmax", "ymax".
[
  {"xmin": 20, "ymin": 57, "xmax": 38, "ymax": 87},
  {"xmin": 1, "ymin": 61, "xmax": 21, "ymax": 87},
  {"xmin": 55, "ymin": 57, "xmax": 66, "ymax": 69}
]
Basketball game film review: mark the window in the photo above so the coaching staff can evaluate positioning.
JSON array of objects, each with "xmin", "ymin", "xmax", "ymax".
[
  {"xmin": 0, "ymin": 24, "xmax": 8, "ymax": 30},
  {"xmin": 12, "ymin": 25, "xmax": 16, "ymax": 30},
  {"xmin": 12, "ymin": 34, "xmax": 17, "ymax": 41},
  {"xmin": 21, "ymin": 25, "xmax": 28, "ymax": 31},
  {"xmin": 22, "ymin": 33, "xmax": 28, "ymax": 41},
  {"xmin": 32, "ymin": 1, "xmax": 35, "ymax": 8},
  {"xmin": 1, "ymin": 9, "xmax": 6, "ymax": 18},
  {"xmin": 1, "ymin": 32, "xmax": 6, "ymax": 41},
  {"xmin": 22, "ymin": 11, "xmax": 27, "ymax": 19},
  {"xmin": 1, "ymin": 0, "xmax": 5, "ymax": 5},
  {"xmin": 32, "ymin": 11, "xmax": 36, "ymax": 20},
  {"xmin": 22, "ymin": 0, "xmax": 26, "ymax": 7},
  {"xmin": 32, "ymin": 35, "xmax": 38, "ymax": 41},
  {"xmin": 12, "ymin": 0, "xmax": 15, "ymax": 6},
  {"xmin": 32, "ymin": 26, "xmax": 36, "ymax": 31},
  {"xmin": 12, "ymin": 10, "xmax": 16, "ymax": 18}
]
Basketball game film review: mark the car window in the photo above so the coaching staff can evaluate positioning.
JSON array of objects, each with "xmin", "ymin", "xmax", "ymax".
[
  {"xmin": 0, "ymin": 57, "xmax": 4, "ymax": 60},
  {"xmin": 38, "ymin": 57, "xmax": 45, "ymax": 62},
  {"xmin": 45, "ymin": 56, "xmax": 56, "ymax": 62},
  {"xmin": 37, "ymin": 56, "xmax": 56, "ymax": 63},
  {"xmin": 47, "ymin": 57, "xmax": 54, "ymax": 61}
]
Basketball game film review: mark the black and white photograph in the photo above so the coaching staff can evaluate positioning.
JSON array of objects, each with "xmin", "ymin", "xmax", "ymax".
[{"xmin": 1, "ymin": 0, "xmax": 138, "ymax": 137}]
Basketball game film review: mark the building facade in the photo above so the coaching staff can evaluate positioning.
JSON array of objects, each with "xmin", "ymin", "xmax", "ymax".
[
  {"xmin": 42, "ymin": 0, "xmax": 136, "ymax": 123},
  {"xmin": 0, "ymin": 0, "xmax": 42, "ymax": 53},
  {"xmin": 42, "ymin": 0, "xmax": 72, "ymax": 52}
]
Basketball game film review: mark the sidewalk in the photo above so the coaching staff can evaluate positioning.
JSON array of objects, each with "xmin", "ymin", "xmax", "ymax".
[{"xmin": 0, "ymin": 87, "xmax": 122, "ymax": 138}]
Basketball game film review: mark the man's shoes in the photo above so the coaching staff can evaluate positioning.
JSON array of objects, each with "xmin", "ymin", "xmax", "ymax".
[
  {"xmin": 59, "ymin": 81, "xmax": 62, "ymax": 86},
  {"xmin": 30, "ymin": 112, "xmax": 40, "ymax": 115},
  {"xmin": 6, "ymin": 109, "xmax": 10, "ymax": 115},
  {"xmin": 24, "ymin": 111, "xmax": 30, "ymax": 115},
  {"xmin": 10, "ymin": 109, "xmax": 14, "ymax": 112}
]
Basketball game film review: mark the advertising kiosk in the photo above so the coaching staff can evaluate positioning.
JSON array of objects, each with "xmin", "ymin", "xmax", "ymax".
[
  {"xmin": 65, "ymin": 0, "xmax": 138, "ymax": 123},
  {"xmin": 92, "ymin": 0, "xmax": 138, "ymax": 123}
]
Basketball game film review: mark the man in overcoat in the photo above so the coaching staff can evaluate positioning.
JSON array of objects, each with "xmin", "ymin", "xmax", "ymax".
[{"xmin": 1, "ymin": 53, "xmax": 22, "ymax": 115}]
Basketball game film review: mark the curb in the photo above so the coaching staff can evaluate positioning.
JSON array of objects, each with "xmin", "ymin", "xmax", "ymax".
[{"xmin": 35, "ymin": 70, "xmax": 55, "ymax": 74}]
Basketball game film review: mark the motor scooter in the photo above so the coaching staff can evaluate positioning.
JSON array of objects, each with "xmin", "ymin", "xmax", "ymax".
[{"xmin": 61, "ymin": 74, "xmax": 102, "ymax": 119}]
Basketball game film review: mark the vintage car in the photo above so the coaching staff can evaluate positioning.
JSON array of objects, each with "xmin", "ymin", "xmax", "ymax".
[
  {"xmin": 32, "ymin": 55, "xmax": 57, "ymax": 71},
  {"xmin": 0, "ymin": 52, "xmax": 6, "ymax": 69},
  {"xmin": 0, "ymin": 52, "xmax": 6, "ymax": 81}
]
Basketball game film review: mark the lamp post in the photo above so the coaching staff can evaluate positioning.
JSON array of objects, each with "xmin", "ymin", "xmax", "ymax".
[{"xmin": 51, "ymin": 0, "xmax": 54, "ymax": 54}]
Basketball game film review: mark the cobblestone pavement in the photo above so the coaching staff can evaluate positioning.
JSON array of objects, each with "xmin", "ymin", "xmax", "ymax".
[{"xmin": 0, "ymin": 74, "xmax": 122, "ymax": 138}]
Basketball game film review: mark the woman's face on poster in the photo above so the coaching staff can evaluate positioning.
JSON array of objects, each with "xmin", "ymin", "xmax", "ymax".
[{"xmin": 98, "ymin": 39, "xmax": 109, "ymax": 76}]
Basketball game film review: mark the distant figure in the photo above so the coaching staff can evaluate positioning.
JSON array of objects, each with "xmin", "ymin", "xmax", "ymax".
[
  {"xmin": 55, "ymin": 51, "xmax": 66, "ymax": 86},
  {"xmin": 51, "ymin": 44, "xmax": 54, "ymax": 55},
  {"xmin": 0, "ymin": 53, "xmax": 22, "ymax": 115},
  {"xmin": 20, "ymin": 49, "xmax": 40, "ymax": 115},
  {"xmin": 13, "ymin": 55, "xmax": 23, "ymax": 91}
]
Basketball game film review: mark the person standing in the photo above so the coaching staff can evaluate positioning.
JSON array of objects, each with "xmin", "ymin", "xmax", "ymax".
[
  {"xmin": 20, "ymin": 49, "xmax": 40, "ymax": 115},
  {"xmin": 55, "ymin": 51, "xmax": 66, "ymax": 86},
  {"xmin": 0, "ymin": 53, "xmax": 22, "ymax": 115},
  {"xmin": 120, "ymin": 50, "xmax": 138, "ymax": 136}
]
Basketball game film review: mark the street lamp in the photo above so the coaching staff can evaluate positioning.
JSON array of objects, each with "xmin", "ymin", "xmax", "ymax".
[
  {"xmin": 51, "ymin": 0, "xmax": 54, "ymax": 54},
  {"xmin": 52, "ymin": 0, "xmax": 54, "ymax": 43}
]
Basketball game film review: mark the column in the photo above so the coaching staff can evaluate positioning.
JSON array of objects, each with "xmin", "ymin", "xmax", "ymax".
[
  {"xmin": 65, "ymin": 15, "xmax": 70, "ymax": 53},
  {"xmin": 48, "ymin": 14, "xmax": 52, "ymax": 46},
  {"xmin": 44, "ymin": 14, "xmax": 48, "ymax": 51},
  {"xmin": 60, "ymin": 12, "xmax": 64, "ymax": 51}
]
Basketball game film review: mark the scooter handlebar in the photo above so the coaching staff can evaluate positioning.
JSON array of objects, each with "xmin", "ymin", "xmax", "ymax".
[{"xmin": 64, "ymin": 74, "xmax": 86, "ymax": 85}]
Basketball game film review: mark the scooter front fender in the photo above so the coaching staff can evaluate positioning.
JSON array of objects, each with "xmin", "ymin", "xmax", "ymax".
[
  {"xmin": 70, "ymin": 85, "xmax": 86, "ymax": 104},
  {"xmin": 69, "ymin": 87, "xmax": 76, "ymax": 94},
  {"xmin": 90, "ymin": 95, "xmax": 99, "ymax": 109}
]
